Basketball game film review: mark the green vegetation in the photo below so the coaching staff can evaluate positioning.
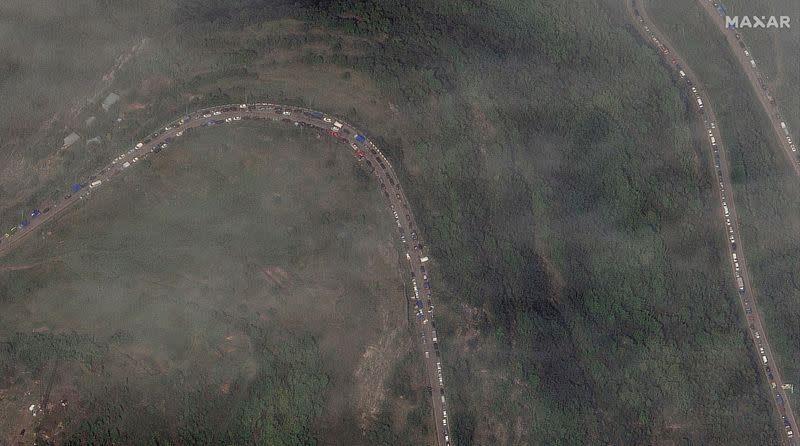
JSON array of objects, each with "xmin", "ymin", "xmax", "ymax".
[
  {"xmin": 62, "ymin": 335, "xmax": 327, "ymax": 446},
  {"xmin": 0, "ymin": 124, "xmax": 427, "ymax": 444},
  {"xmin": 650, "ymin": 0, "xmax": 800, "ymax": 425},
  {"xmin": 725, "ymin": 0, "xmax": 800, "ymax": 137},
  {"xmin": 0, "ymin": 332, "xmax": 105, "ymax": 379},
  {"xmin": 0, "ymin": 0, "xmax": 792, "ymax": 444}
]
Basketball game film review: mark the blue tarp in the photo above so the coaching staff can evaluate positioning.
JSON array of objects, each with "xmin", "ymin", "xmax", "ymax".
[
  {"xmin": 20, "ymin": 219, "xmax": 29, "ymax": 227},
  {"xmin": 30, "ymin": 210, "xmax": 40, "ymax": 218},
  {"xmin": 355, "ymin": 134, "xmax": 365, "ymax": 142},
  {"xmin": 71, "ymin": 183, "xmax": 82, "ymax": 193}
]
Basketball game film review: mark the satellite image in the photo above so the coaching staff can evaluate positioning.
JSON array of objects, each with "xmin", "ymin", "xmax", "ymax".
[{"xmin": 0, "ymin": 0, "xmax": 798, "ymax": 445}]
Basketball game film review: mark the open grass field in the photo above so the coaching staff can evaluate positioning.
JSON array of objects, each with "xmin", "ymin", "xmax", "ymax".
[{"xmin": 0, "ymin": 122, "xmax": 431, "ymax": 444}]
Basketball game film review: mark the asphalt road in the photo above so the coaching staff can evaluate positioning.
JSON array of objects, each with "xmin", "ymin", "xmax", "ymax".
[
  {"xmin": 0, "ymin": 104, "xmax": 452, "ymax": 446},
  {"xmin": 695, "ymin": 0, "xmax": 800, "ymax": 176},
  {"xmin": 630, "ymin": 2, "xmax": 798, "ymax": 444}
]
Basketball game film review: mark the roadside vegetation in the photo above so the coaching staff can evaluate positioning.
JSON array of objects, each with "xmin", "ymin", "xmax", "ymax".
[
  {"xmin": 0, "ymin": 0, "xmax": 791, "ymax": 444},
  {"xmin": 650, "ymin": 0, "xmax": 800, "ymax": 426},
  {"xmin": 725, "ymin": 0, "xmax": 800, "ymax": 138},
  {"xmin": 0, "ymin": 124, "xmax": 429, "ymax": 444}
]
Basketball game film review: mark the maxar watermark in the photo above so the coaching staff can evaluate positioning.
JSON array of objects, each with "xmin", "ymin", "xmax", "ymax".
[{"xmin": 726, "ymin": 16, "xmax": 791, "ymax": 29}]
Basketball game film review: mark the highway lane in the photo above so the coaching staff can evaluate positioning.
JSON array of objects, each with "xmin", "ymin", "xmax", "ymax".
[
  {"xmin": 629, "ymin": 2, "xmax": 798, "ymax": 444},
  {"xmin": 695, "ymin": 0, "xmax": 800, "ymax": 175},
  {"xmin": 0, "ymin": 104, "xmax": 451, "ymax": 446}
]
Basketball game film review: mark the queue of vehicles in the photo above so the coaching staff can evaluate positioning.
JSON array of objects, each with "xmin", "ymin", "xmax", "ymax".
[
  {"xmin": 0, "ymin": 102, "xmax": 453, "ymax": 445},
  {"xmin": 720, "ymin": 5, "xmax": 798, "ymax": 161},
  {"xmin": 639, "ymin": 8, "xmax": 795, "ymax": 439}
]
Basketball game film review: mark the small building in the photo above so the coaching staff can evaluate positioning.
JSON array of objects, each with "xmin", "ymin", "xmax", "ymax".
[
  {"xmin": 85, "ymin": 116, "xmax": 96, "ymax": 127},
  {"xmin": 101, "ymin": 92, "xmax": 120, "ymax": 111},
  {"xmin": 63, "ymin": 132, "xmax": 80, "ymax": 148}
]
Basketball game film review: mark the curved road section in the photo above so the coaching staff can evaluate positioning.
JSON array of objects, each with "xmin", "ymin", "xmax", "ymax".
[
  {"xmin": 629, "ymin": 2, "xmax": 798, "ymax": 444},
  {"xmin": 695, "ymin": 0, "xmax": 800, "ymax": 174},
  {"xmin": 0, "ymin": 104, "xmax": 452, "ymax": 446}
]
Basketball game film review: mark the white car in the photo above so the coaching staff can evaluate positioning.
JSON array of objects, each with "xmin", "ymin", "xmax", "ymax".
[
  {"xmin": 136, "ymin": 142, "xmax": 143, "ymax": 148},
  {"xmin": 176, "ymin": 131, "xmax": 183, "ymax": 137},
  {"xmin": 240, "ymin": 104, "xmax": 247, "ymax": 109},
  {"xmin": 323, "ymin": 117, "xmax": 332, "ymax": 123},
  {"xmin": 225, "ymin": 117, "xmax": 233, "ymax": 122},
  {"xmin": 213, "ymin": 111, "xmax": 221, "ymax": 115},
  {"xmin": 282, "ymin": 111, "xmax": 291, "ymax": 116},
  {"xmin": 233, "ymin": 116, "xmax": 241, "ymax": 121}
]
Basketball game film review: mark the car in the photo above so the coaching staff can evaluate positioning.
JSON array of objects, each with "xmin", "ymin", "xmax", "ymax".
[
  {"xmin": 233, "ymin": 116, "xmax": 242, "ymax": 121},
  {"xmin": 225, "ymin": 117, "xmax": 233, "ymax": 122},
  {"xmin": 283, "ymin": 111, "xmax": 291, "ymax": 116},
  {"xmin": 776, "ymin": 393, "xmax": 784, "ymax": 405},
  {"xmin": 213, "ymin": 111, "xmax": 221, "ymax": 115}
]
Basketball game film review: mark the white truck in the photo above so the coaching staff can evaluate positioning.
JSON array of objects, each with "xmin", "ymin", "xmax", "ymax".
[
  {"xmin": 420, "ymin": 256, "xmax": 429, "ymax": 263},
  {"xmin": 737, "ymin": 277, "xmax": 745, "ymax": 292},
  {"xmin": 90, "ymin": 180, "xmax": 102, "ymax": 188}
]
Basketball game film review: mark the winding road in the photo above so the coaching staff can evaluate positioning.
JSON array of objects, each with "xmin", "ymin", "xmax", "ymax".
[
  {"xmin": 629, "ymin": 1, "xmax": 797, "ymax": 444},
  {"xmin": 0, "ymin": 104, "xmax": 452, "ymax": 446}
]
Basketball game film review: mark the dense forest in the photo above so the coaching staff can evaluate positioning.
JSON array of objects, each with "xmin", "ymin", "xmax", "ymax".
[{"xmin": 0, "ymin": 0, "xmax": 786, "ymax": 444}]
